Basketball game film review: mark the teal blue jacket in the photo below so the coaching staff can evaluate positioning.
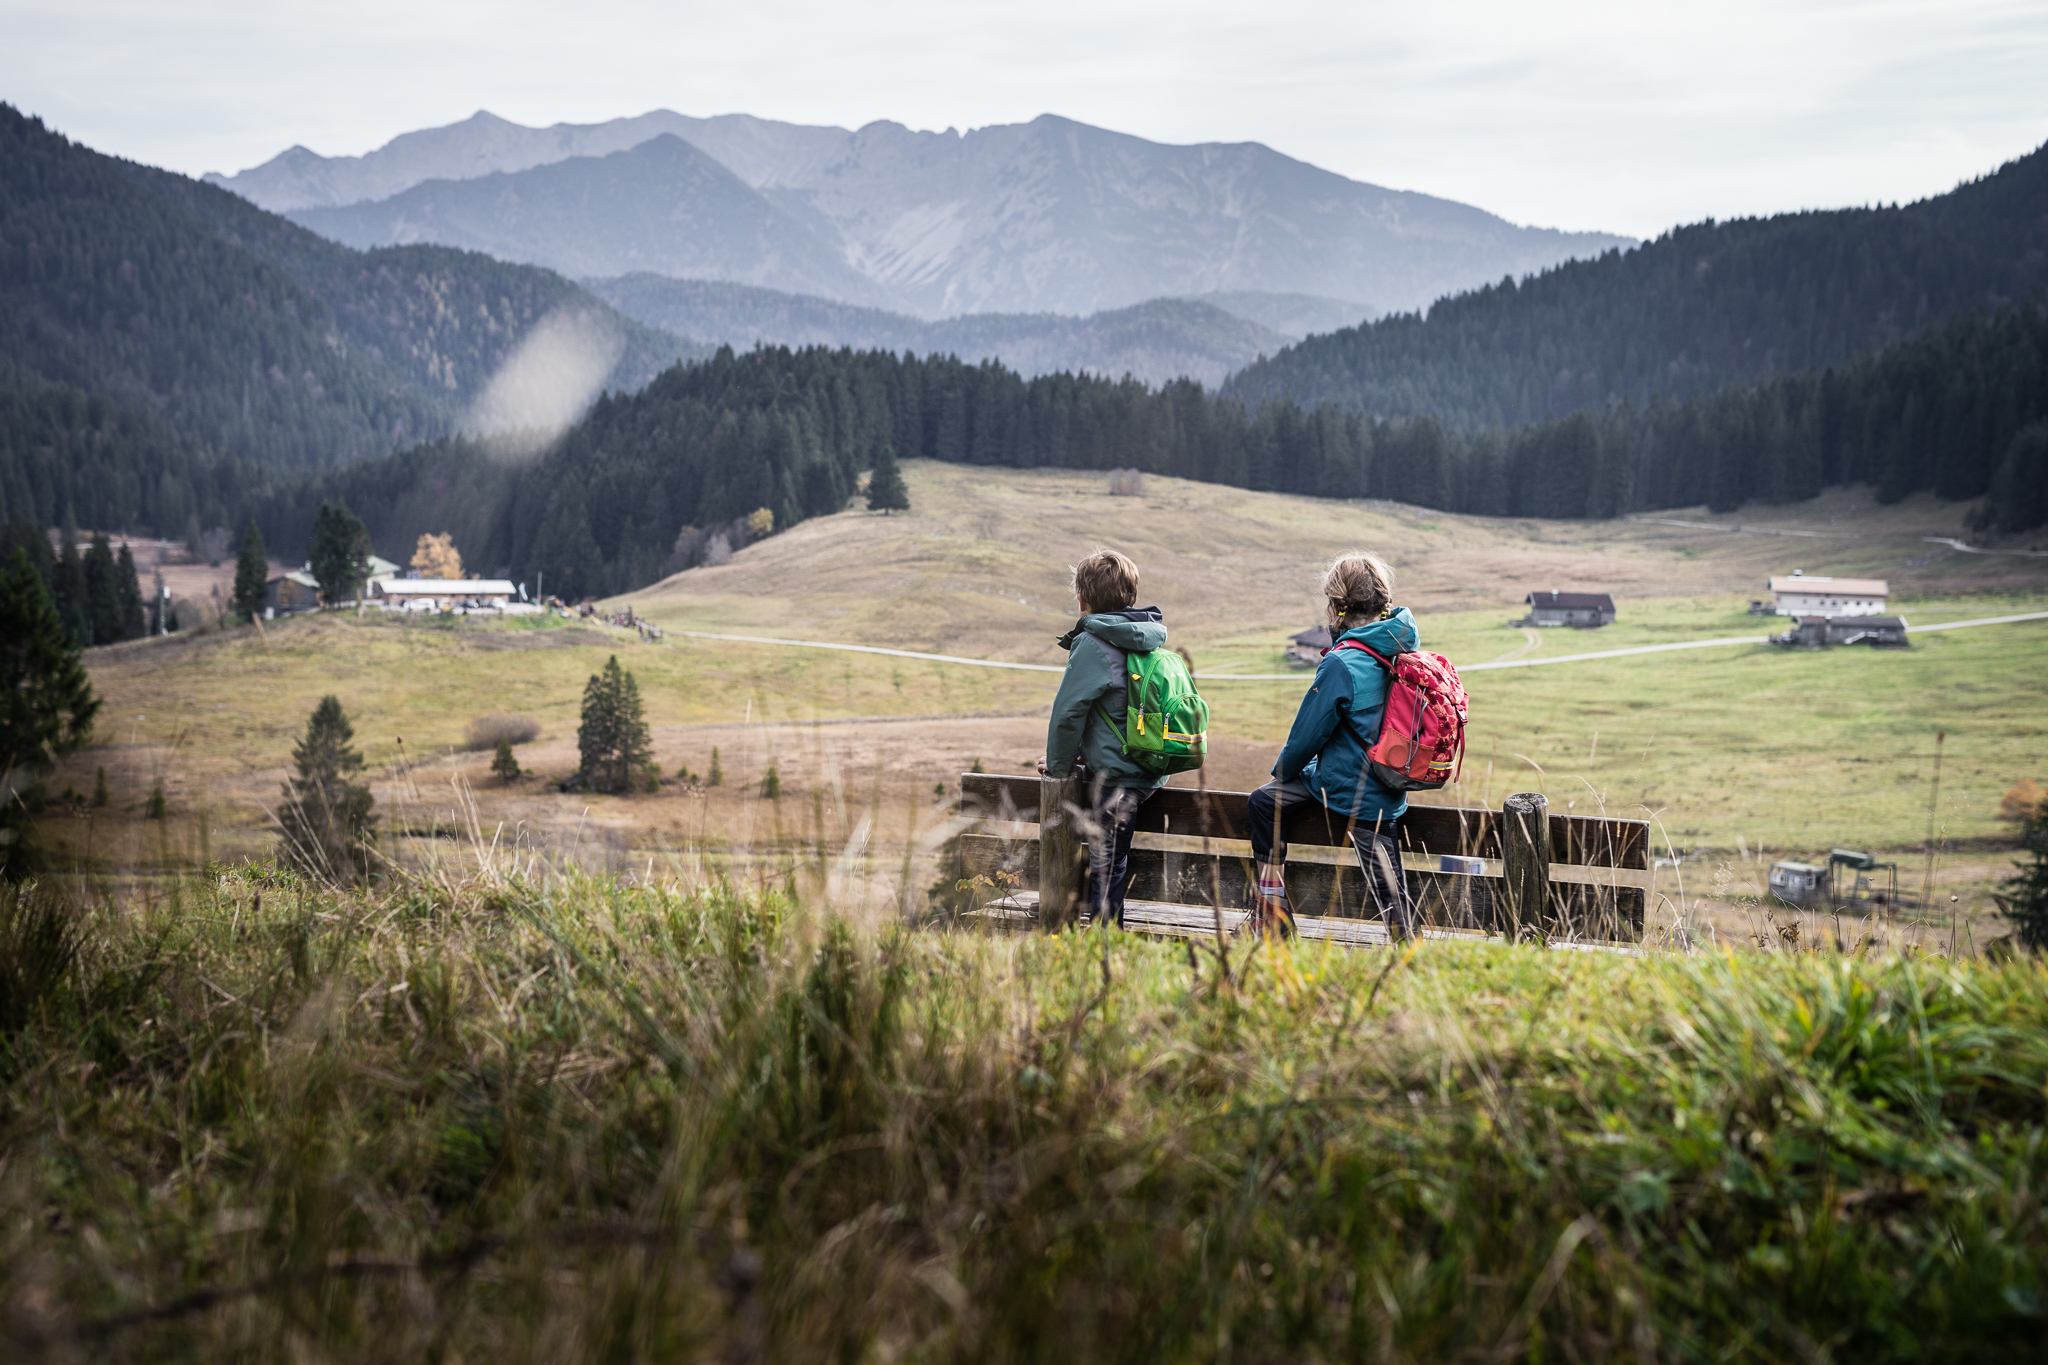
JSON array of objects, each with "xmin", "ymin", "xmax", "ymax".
[
  {"xmin": 1274, "ymin": 608, "xmax": 1420, "ymax": 822},
  {"xmin": 1046, "ymin": 609, "xmax": 1171, "ymax": 790}
]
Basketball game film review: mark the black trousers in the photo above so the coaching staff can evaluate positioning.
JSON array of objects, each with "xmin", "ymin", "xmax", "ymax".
[
  {"xmin": 1245, "ymin": 778, "xmax": 1414, "ymax": 935},
  {"xmin": 1081, "ymin": 783, "xmax": 1149, "ymax": 929}
]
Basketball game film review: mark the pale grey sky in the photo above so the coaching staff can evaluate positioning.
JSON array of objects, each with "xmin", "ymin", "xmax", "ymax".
[{"xmin": 5, "ymin": 0, "xmax": 2044, "ymax": 239}]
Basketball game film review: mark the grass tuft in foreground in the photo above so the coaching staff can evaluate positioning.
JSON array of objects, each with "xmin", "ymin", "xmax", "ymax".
[{"xmin": 1, "ymin": 866, "xmax": 2044, "ymax": 1361}]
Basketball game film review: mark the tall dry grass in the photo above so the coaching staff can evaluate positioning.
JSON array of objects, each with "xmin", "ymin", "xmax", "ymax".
[{"xmin": 0, "ymin": 846, "xmax": 2043, "ymax": 1361}]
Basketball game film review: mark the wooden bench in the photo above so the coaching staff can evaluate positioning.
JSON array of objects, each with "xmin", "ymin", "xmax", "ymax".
[{"xmin": 953, "ymin": 773, "xmax": 1651, "ymax": 946}]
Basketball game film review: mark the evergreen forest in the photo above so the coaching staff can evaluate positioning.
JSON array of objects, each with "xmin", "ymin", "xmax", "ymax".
[
  {"xmin": 0, "ymin": 103, "xmax": 696, "ymax": 540},
  {"xmin": 1224, "ymin": 142, "xmax": 2048, "ymax": 429},
  {"xmin": 243, "ymin": 303, "xmax": 2048, "ymax": 599}
]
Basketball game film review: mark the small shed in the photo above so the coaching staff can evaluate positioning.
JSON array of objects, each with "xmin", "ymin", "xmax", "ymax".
[
  {"xmin": 1767, "ymin": 571, "xmax": 1888, "ymax": 617},
  {"xmin": 1771, "ymin": 615, "xmax": 1908, "ymax": 649},
  {"xmin": 1829, "ymin": 616, "xmax": 1907, "ymax": 647},
  {"xmin": 1525, "ymin": 591, "xmax": 1616, "ymax": 628},
  {"xmin": 265, "ymin": 570, "xmax": 322, "ymax": 615},
  {"xmin": 1769, "ymin": 861, "xmax": 1827, "ymax": 905},
  {"xmin": 1285, "ymin": 624, "xmax": 1331, "ymax": 669}
]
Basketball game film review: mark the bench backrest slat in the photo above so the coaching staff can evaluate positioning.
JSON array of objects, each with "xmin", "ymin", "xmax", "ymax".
[{"xmin": 958, "ymin": 773, "xmax": 1647, "ymax": 871}]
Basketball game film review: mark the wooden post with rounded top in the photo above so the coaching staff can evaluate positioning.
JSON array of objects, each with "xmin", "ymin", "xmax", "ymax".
[
  {"xmin": 1502, "ymin": 791, "xmax": 1551, "ymax": 944},
  {"xmin": 1039, "ymin": 775, "xmax": 1087, "ymax": 930}
]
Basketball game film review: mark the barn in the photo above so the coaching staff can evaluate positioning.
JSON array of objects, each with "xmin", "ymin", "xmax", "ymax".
[{"xmin": 1524, "ymin": 591, "xmax": 1616, "ymax": 628}]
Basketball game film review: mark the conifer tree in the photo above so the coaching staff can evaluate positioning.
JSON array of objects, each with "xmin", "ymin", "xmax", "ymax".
[
  {"xmin": 307, "ymin": 500, "xmax": 372, "ymax": 606},
  {"xmin": 276, "ymin": 695, "xmax": 376, "ymax": 882},
  {"xmin": 0, "ymin": 550, "xmax": 100, "ymax": 875},
  {"xmin": 0, "ymin": 518, "xmax": 56, "ymax": 596},
  {"xmin": 53, "ymin": 519, "xmax": 87, "ymax": 647},
  {"xmin": 866, "ymin": 440, "xmax": 910, "ymax": 513},
  {"xmin": 490, "ymin": 739, "xmax": 522, "ymax": 783},
  {"xmin": 0, "ymin": 548, "xmax": 100, "ymax": 778},
  {"xmin": 82, "ymin": 533, "xmax": 120, "ymax": 646},
  {"xmin": 1994, "ymin": 793, "xmax": 2048, "ymax": 954},
  {"xmin": 707, "ymin": 746, "xmax": 722, "ymax": 787},
  {"xmin": 576, "ymin": 655, "xmax": 652, "ymax": 795},
  {"xmin": 115, "ymin": 544, "xmax": 146, "ymax": 640},
  {"xmin": 232, "ymin": 520, "xmax": 269, "ymax": 623}
]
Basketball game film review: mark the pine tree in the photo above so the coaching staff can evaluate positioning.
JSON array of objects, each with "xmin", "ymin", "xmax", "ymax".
[
  {"xmin": 761, "ymin": 762, "xmax": 781, "ymax": 800},
  {"xmin": 707, "ymin": 746, "xmax": 723, "ymax": 787},
  {"xmin": 276, "ymin": 695, "xmax": 376, "ymax": 882},
  {"xmin": 0, "ymin": 548, "xmax": 101, "ymax": 789},
  {"xmin": 490, "ymin": 739, "xmax": 522, "ymax": 783},
  {"xmin": 1994, "ymin": 803, "xmax": 2048, "ymax": 954},
  {"xmin": 82, "ymin": 533, "xmax": 120, "ymax": 646},
  {"xmin": 866, "ymin": 440, "xmax": 911, "ymax": 513},
  {"xmin": 576, "ymin": 655, "xmax": 652, "ymax": 795},
  {"xmin": 52, "ymin": 520, "xmax": 87, "ymax": 646},
  {"xmin": 0, "ymin": 518, "xmax": 56, "ymax": 597},
  {"xmin": 307, "ymin": 500, "xmax": 372, "ymax": 606},
  {"xmin": 115, "ymin": 544, "xmax": 146, "ymax": 640},
  {"xmin": 232, "ymin": 520, "xmax": 269, "ymax": 623}
]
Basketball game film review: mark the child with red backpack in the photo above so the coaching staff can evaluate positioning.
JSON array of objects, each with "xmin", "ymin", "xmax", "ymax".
[{"xmin": 1245, "ymin": 552, "xmax": 1466, "ymax": 938}]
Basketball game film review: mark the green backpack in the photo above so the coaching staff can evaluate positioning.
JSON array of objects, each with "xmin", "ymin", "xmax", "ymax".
[{"xmin": 1096, "ymin": 647, "xmax": 1211, "ymax": 775}]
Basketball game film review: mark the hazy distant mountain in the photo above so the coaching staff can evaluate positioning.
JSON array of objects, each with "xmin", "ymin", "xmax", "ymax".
[
  {"xmin": 291, "ymin": 136, "xmax": 894, "ymax": 307},
  {"xmin": 585, "ymin": 275, "xmax": 1315, "ymax": 385},
  {"xmin": 1187, "ymin": 292, "xmax": 1372, "ymax": 339},
  {"xmin": 219, "ymin": 109, "xmax": 1630, "ymax": 318}
]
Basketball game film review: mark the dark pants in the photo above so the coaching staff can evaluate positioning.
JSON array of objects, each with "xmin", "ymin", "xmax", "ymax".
[
  {"xmin": 1245, "ymin": 778, "xmax": 1414, "ymax": 935},
  {"xmin": 1082, "ymin": 783, "xmax": 1149, "ymax": 929}
]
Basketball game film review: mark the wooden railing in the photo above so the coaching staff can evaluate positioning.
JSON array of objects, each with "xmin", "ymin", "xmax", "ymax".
[{"xmin": 955, "ymin": 773, "xmax": 1650, "ymax": 945}]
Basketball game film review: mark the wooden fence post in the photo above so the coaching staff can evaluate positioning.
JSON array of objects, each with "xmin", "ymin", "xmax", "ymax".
[
  {"xmin": 1039, "ymin": 775, "xmax": 1086, "ymax": 930},
  {"xmin": 1502, "ymin": 791, "xmax": 1551, "ymax": 944}
]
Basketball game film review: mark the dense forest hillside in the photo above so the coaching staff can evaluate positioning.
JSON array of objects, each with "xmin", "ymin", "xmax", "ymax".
[
  {"xmin": 0, "ymin": 104, "xmax": 698, "ymax": 538},
  {"xmin": 134, "ymin": 168, "xmax": 699, "ymax": 404},
  {"xmin": 244, "ymin": 303, "xmax": 2047, "ymax": 597},
  {"xmin": 0, "ymin": 105, "xmax": 446, "ymax": 469},
  {"xmin": 1223, "ymin": 141, "xmax": 2048, "ymax": 427}
]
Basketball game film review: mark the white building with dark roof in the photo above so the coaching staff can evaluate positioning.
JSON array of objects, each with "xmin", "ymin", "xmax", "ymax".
[
  {"xmin": 370, "ymin": 577, "xmax": 517, "ymax": 610},
  {"xmin": 1767, "ymin": 572, "xmax": 1888, "ymax": 617}
]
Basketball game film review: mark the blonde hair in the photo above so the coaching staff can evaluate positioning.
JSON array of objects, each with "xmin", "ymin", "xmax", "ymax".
[
  {"xmin": 1072, "ymin": 548, "xmax": 1139, "ymax": 614},
  {"xmin": 1323, "ymin": 551, "xmax": 1394, "ymax": 632}
]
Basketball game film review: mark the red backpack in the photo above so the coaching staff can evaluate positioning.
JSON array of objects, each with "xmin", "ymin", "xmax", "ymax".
[{"xmin": 1333, "ymin": 640, "xmax": 1470, "ymax": 791}]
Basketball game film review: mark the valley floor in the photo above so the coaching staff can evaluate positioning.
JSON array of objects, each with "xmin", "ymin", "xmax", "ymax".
[{"xmin": 37, "ymin": 462, "xmax": 2048, "ymax": 951}]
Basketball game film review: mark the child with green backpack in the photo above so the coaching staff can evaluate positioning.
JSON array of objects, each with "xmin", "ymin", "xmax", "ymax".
[{"xmin": 1037, "ymin": 548, "xmax": 1209, "ymax": 929}]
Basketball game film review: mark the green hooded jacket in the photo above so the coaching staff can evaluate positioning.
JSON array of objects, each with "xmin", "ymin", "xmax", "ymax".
[{"xmin": 1045, "ymin": 607, "xmax": 1170, "ymax": 790}]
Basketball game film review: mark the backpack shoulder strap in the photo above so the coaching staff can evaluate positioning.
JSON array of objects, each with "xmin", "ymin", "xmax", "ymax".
[
  {"xmin": 1332, "ymin": 638, "xmax": 1396, "ymax": 670},
  {"xmin": 1087, "ymin": 632, "xmax": 1130, "ymax": 745}
]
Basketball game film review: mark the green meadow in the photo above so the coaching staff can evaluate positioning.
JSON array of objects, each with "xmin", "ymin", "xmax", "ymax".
[{"xmin": 1, "ymin": 868, "xmax": 2043, "ymax": 1360}]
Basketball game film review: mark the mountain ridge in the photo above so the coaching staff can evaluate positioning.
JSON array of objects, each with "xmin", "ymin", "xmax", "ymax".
[{"xmin": 217, "ymin": 108, "xmax": 1631, "ymax": 317}]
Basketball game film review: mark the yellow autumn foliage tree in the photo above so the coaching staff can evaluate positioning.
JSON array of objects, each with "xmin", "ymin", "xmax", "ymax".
[{"xmin": 411, "ymin": 532, "xmax": 464, "ymax": 580}]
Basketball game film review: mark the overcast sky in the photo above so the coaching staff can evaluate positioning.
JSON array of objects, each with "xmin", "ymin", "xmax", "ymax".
[{"xmin": 5, "ymin": 0, "xmax": 2044, "ymax": 239}]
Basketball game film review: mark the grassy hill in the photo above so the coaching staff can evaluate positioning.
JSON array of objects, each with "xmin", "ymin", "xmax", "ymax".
[{"xmin": 45, "ymin": 462, "xmax": 2048, "ymax": 943}]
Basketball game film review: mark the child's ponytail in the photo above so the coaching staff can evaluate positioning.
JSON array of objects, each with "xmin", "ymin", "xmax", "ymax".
[{"xmin": 1322, "ymin": 552, "xmax": 1395, "ymax": 634}]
